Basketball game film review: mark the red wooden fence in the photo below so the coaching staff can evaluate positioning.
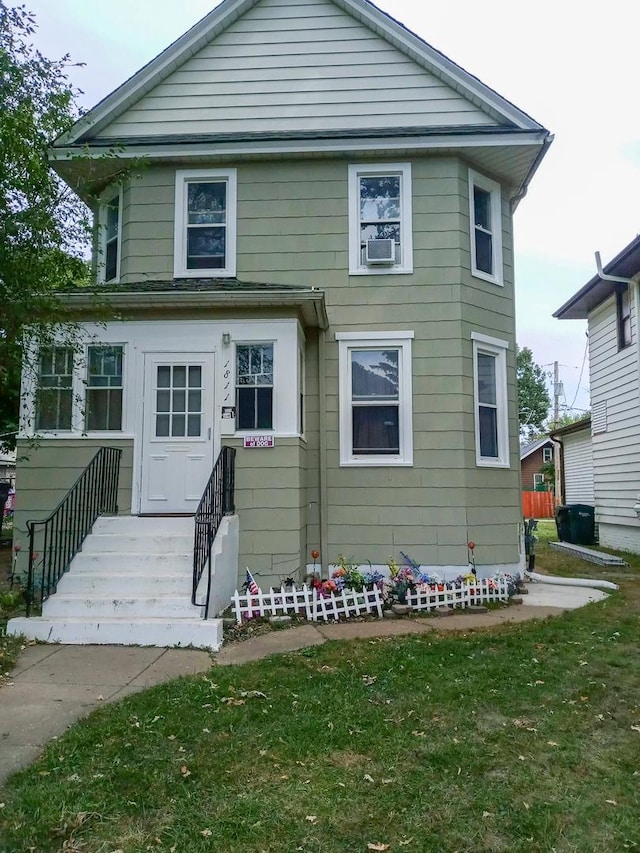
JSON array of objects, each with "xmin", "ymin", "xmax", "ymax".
[{"xmin": 522, "ymin": 490, "xmax": 555, "ymax": 519}]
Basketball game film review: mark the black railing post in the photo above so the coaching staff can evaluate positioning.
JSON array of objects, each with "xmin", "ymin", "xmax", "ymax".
[
  {"xmin": 24, "ymin": 447, "xmax": 122, "ymax": 612},
  {"xmin": 222, "ymin": 446, "xmax": 236, "ymax": 515}
]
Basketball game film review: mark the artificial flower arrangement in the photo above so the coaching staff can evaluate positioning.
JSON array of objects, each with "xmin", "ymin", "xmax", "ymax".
[{"xmin": 311, "ymin": 555, "xmax": 385, "ymax": 597}]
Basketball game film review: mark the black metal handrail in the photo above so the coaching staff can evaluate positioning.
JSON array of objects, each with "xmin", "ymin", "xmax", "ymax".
[
  {"xmin": 192, "ymin": 446, "xmax": 236, "ymax": 612},
  {"xmin": 26, "ymin": 446, "xmax": 121, "ymax": 615}
]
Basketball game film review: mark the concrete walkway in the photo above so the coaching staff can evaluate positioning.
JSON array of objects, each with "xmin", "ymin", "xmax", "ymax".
[{"xmin": 0, "ymin": 580, "xmax": 608, "ymax": 786}]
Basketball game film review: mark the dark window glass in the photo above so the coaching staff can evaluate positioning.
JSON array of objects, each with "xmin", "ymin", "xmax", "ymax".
[
  {"xmin": 236, "ymin": 344, "xmax": 274, "ymax": 430},
  {"xmin": 353, "ymin": 405, "xmax": 399, "ymax": 454},
  {"xmin": 104, "ymin": 194, "xmax": 119, "ymax": 281},
  {"xmin": 479, "ymin": 406, "xmax": 498, "ymax": 458},
  {"xmin": 473, "ymin": 185, "xmax": 493, "ymax": 275},
  {"xmin": 617, "ymin": 286, "xmax": 632, "ymax": 349},
  {"xmin": 186, "ymin": 181, "xmax": 227, "ymax": 269}
]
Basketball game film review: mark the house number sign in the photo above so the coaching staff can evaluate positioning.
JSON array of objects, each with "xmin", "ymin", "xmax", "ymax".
[{"xmin": 243, "ymin": 435, "xmax": 275, "ymax": 449}]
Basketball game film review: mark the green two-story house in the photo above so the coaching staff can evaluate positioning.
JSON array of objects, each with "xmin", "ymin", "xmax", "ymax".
[{"xmin": 11, "ymin": 0, "xmax": 551, "ymax": 647}]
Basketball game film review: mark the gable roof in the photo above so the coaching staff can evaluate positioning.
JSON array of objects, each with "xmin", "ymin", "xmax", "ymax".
[
  {"xmin": 554, "ymin": 234, "xmax": 640, "ymax": 320},
  {"xmin": 55, "ymin": 0, "xmax": 547, "ymax": 147},
  {"xmin": 520, "ymin": 436, "xmax": 554, "ymax": 462}
]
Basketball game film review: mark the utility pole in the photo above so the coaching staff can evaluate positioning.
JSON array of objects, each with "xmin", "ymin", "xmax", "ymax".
[{"xmin": 553, "ymin": 360, "xmax": 560, "ymax": 427}]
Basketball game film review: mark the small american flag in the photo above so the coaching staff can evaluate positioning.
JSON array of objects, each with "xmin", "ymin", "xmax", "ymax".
[{"xmin": 245, "ymin": 569, "xmax": 260, "ymax": 595}]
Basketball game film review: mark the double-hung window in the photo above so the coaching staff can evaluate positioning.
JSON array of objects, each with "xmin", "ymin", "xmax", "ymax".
[
  {"xmin": 174, "ymin": 169, "xmax": 237, "ymax": 277},
  {"xmin": 99, "ymin": 189, "xmax": 121, "ymax": 283},
  {"xmin": 543, "ymin": 446, "xmax": 553, "ymax": 463},
  {"xmin": 617, "ymin": 285, "xmax": 631, "ymax": 349},
  {"xmin": 236, "ymin": 343, "xmax": 274, "ymax": 430},
  {"xmin": 86, "ymin": 345, "xmax": 123, "ymax": 431},
  {"xmin": 472, "ymin": 333, "xmax": 509, "ymax": 467},
  {"xmin": 337, "ymin": 332, "xmax": 413, "ymax": 465},
  {"xmin": 35, "ymin": 347, "xmax": 74, "ymax": 432},
  {"xmin": 348, "ymin": 164, "xmax": 412, "ymax": 274},
  {"xmin": 469, "ymin": 169, "xmax": 503, "ymax": 285}
]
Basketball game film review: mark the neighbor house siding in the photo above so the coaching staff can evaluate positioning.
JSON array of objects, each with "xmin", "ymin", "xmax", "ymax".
[
  {"xmin": 521, "ymin": 448, "xmax": 545, "ymax": 490},
  {"xmin": 100, "ymin": 0, "xmax": 495, "ymax": 140},
  {"xmin": 588, "ymin": 293, "xmax": 640, "ymax": 549}
]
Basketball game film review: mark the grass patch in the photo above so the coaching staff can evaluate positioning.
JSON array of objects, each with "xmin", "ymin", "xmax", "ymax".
[
  {"xmin": 0, "ymin": 540, "xmax": 26, "ymax": 682},
  {"xmin": 2, "ymin": 554, "xmax": 640, "ymax": 851}
]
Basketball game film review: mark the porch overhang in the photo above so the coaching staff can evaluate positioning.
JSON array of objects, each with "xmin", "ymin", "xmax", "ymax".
[{"xmin": 58, "ymin": 279, "xmax": 329, "ymax": 330}]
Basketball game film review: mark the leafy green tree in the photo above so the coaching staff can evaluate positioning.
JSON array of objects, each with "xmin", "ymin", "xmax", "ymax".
[
  {"xmin": 0, "ymin": 1, "xmax": 91, "ymax": 451},
  {"xmin": 517, "ymin": 346, "xmax": 551, "ymax": 439}
]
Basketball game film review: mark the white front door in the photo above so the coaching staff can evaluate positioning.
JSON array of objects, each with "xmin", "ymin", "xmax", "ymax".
[{"xmin": 140, "ymin": 353, "xmax": 215, "ymax": 514}]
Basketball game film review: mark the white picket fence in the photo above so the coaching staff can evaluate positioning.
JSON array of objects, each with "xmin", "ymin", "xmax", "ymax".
[
  {"xmin": 405, "ymin": 577, "xmax": 510, "ymax": 611},
  {"xmin": 231, "ymin": 583, "xmax": 383, "ymax": 624}
]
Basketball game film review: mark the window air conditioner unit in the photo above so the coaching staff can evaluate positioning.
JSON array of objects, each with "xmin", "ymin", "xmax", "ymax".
[{"xmin": 365, "ymin": 238, "xmax": 395, "ymax": 264}]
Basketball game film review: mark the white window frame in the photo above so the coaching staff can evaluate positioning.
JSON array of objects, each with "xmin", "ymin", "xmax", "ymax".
[
  {"xmin": 533, "ymin": 473, "xmax": 545, "ymax": 487},
  {"xmin": 348, "ymin": 163, "xmax": 413, "ymax": 275},
  {"xmin": 234, "ymin": 341, "xmax": 275, "ymax": 432},
  {"xmin": 337, "ymin": 331, "xmax": 414, "ymax": 466},
  {"xmin": 542, "ymin": 446, "xmax": 553, "ymax": 463},
  {"xmin": 469, "ymin": 169, "xmax": 503, "ymax": 285},
  {"xmin": 97, "ymin": 186, "xmax": 122, "ymax": 284},
  {"xmin": 174, "ymin": 168, "xmax": 237, "ymax": 278},
  {"xmin": 471, "ymin": 332, "xmax": 510, "ymax": 468}
]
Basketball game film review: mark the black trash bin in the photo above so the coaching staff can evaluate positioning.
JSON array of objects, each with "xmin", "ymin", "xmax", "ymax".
[
  {"xmin": 555, "ymin": 503, "xmax": 595, "ymax": 546},
  {"xmin": 567, "ymin": 504, "xmax": 595, "ymax": 546}
]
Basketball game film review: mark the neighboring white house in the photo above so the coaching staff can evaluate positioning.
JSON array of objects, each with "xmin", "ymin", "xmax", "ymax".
[{"xmin": 554, "ymin": 235, "xmax": 640, "ymax": 553}]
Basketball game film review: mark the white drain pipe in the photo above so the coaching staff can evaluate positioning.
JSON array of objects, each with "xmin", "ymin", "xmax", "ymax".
[{"xmin": 525, "ymin": 570, "xmax": 619, "ymax": 591}]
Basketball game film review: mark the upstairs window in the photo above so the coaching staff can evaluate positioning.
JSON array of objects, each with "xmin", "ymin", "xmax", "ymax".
[
  {"xmin": 86, "ymin": 345, "xmax": 123, "ymax": 431},
  {"xmin": 98, "ymin": 190, "xmax": 121, "ymax": 283},
  {"xmin": 174, "ymin": 169, "xmax": 237, "ymax": 278},
  {"xmin": 35, "ymin": 347, "xmax": 74, "ymax": 432},
  {"xmin": 236, "ymin": 343, "xmax": 274, "ymax": 430},
  {"xmin": 617, "ymin": 285, "xmax": 631, "ymax": 349},
  {"xmin": 469, "ymin": 169, "xmax": 503, "ymax": 285},
  {"xmin": 472, "ymin": 333, "xmax": 509, "ymax": 467},
  {"xmin": 543, "ymin": 446, "xmax": 553, "ymax": 463},
  {"xmin": 348, "ymin": 164, "xmax": 412, "ymax": 275}
]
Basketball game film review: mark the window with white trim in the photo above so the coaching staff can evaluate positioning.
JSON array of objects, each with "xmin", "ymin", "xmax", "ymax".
[
  {"xmin": 533, "ymin": 473, "xmax": 544, "ymax": 488},
  {"xmin": 86, "ymin": 345, "xmax": 123, "ymax": 431},
  {"xmin": 98, "ymin": 189, "xmax": 121, "ymax": 283},
  {"xmin": 35, "ymin": 347, "xmax": 74, "ymax": 431},
  {"xmin": 174, "ymin": 169, "xmax": 237, "ymax": 278},
  {"xmin": 543, "ymin": 446, "xmax": 553, "ymax": 463},
  {"xmin": 337, "ymin": 332, "xmax": 413, "ymax": 466},
  {"xmin": 472, "ymin": 333, "xmax": 509, "ymax": 467},
  {"xmin": 236, "ymin": 343, "xmax": 274, "ymax": 430},
  {"xmin": 469, "ymin": 169, "xmax": 503, "ymax": 285},
  {"xmin": 348, "ymin": 164, "xmax": 413, "ymax": 275}
]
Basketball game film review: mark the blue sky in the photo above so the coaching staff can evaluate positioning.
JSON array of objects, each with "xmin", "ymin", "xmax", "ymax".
[{"xmin": 19, "ymin": 0, "xmax": 640, "ymax": 416}]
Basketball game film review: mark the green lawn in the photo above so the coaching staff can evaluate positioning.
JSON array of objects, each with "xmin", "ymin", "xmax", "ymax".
[{"xmin": 1, "ymin": 538, "xmax": 639, "ymax": 852}]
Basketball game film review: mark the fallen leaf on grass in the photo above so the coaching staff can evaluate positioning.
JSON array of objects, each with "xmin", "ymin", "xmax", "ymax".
[
  {"xmin": 220, "ymin": 697, "xmax": 245, "ymax": 706},
  {"xmin": 605, "ymin": 800, "xmax": 617, "ymax": 806},
  {"xmin": 547, "ymin": 741, "xmax": 559, "ymax": 747},
  {"xmin": 398, "ymin": 840, "xmax": 414, "ymax": 847},
  {"xmin": 180, "ymin": 766, "xmax": 191, "ymax": 778},
  {"xmin": 201, "ymin": 829, "xmax": 213, "ymax": 836},
  {"xmin": 305, "ymin": 815, "xmax": 318, "ymax": 824},
  {"xmin": 367, "ymin": 844, "xmax": 390, "ymax": 851},
  {"xmin": 482, "ymin": 811, "xmax": 494, "ymax": 818},
  {"xmin": 240, "ymin": 690, "xmax": 268, "ymax": 699},
  {"xmin": 631, "ymin": 726, "xmax": 640, "ymax": 733},
  {"xmin": 363, "ymin": 773, "xmax": 375, "ymax": 783}
]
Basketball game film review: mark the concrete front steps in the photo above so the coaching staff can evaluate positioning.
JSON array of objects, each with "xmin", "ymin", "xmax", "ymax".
[{"xmin": 7, "ymin": 516, "xmax": 223, "ymax": 651}]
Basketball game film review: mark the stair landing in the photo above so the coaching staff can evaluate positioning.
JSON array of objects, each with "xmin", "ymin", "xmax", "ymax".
[{"xmin": 7, "ymin": 516, "xmax": 223, "ymax": 651}]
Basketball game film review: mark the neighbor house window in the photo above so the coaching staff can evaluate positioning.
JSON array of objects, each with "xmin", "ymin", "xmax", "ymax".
[
  {"xmin": 337, "ymin": 331, "xmax": 413, "ymax": 466},
  {"xmin": 543, "ymin": 446, "xmax": 553, "ymax": 463},
  {"xmin": 86, "ymin": 345, "xmax": 123, "ymax": 431},
  {"xmin": 472, "ymin": 332, "xmax": 509, "ymax": 467},
  {"xmin": 35, "ymin": 347, "xmax": 74, "ymax": 431},
  {"xmin": 236, "ymin": 344, "xmax": 273, "ymax": 430},
  {"xmin": 533, "ymin": 473, "xmax": 544, "ymax": 488},
  {"xmin": 469, "ymin": 169, "xmax": 503, "ymax": 284},
  {"xmin": 617, "ymin": 285, "xmax": 631, "ymax": 348},
  {"xmin": 99, "ymin": 189, "xmax": 121, "ymax": 283},
  {"xmin": 348, "ymin": 164, "xmax": 413, "ymax": 274},
  {"xmin": 174, "ymin": 169, "xmax": 237, "ymax": 277}
]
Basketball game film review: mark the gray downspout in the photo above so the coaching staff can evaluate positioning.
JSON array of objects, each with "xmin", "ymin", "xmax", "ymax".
[{"xmin": 318, "ymin": 327, "xmax": 328, "ymax": 578}]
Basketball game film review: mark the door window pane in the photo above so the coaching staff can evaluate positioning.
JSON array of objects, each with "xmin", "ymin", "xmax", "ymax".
[{"xmin": 155, "ymin": 363, "xmax": 204, "ymax": 438}]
